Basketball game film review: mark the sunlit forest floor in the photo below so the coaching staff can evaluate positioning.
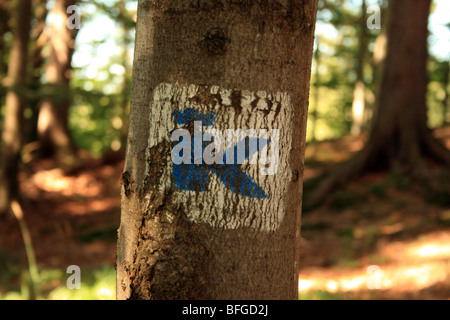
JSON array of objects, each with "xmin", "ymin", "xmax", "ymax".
[
  {"xmin": 0, "ymin": 151, "xmax": 122, "ymax": 299},
  {"xmin": 300, "ymin": 126, "xmax": 450, "ymax": 300},
  {"xmin": 1, "ymin": 127, "xmax": 450, "ymax": 300}
]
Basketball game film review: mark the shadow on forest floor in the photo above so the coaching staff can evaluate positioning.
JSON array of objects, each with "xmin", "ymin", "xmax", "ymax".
[
  {"xmin": 1, "ymin": 128, "xmax": 450, "ymax": 299},
  {"xmin": 0, "ymin": 151, "xmax": 122, "ymax": 299}
]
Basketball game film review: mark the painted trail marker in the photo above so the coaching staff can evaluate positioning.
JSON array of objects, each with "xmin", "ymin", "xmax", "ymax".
[
  {"xmin": 171, "ymin": 108, "xmax": 270, "ymax": 199},
  {"xmin": 146, "ymin": 83, "xmax": 293, "ymax": 232}
]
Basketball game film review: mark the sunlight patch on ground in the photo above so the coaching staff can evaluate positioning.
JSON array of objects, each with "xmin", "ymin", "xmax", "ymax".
[
  {"xmin": 299, "ymin": 261, "xmax": 449, "ymax": 294},
  {"xmin": 31, "ymin": 169, "xmax": 103, "ymax": 197},
  {"xmin": 58, "ymin": 198, "xmax": 120, "ymax": 216},
  {"xmin": 412, "ymin": 243, "xmax": 450, "ymax": 259},
  {"xmin": 299, "ymin": 231, "xmax": 450, "ymax": 297},
  {"xmin": 96, "ymin": 286, "xmax": 114, "ymax": 299},
  {"xmin": 380, "ymin": 231, "xmax": 450, "ymax": 263}
]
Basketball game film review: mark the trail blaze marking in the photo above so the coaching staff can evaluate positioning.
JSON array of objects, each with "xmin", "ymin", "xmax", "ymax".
[
  {"xmin": 172, "ymin": 108, "xmax": 269, "ymax": 199},
  {"xmin": 146, "ymin": 83, "xmax": 293, "ymax": 231}
]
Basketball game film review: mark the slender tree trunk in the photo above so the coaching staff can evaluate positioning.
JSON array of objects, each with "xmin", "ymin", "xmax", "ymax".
[
  {"xmin": 26, "ymin": 0, "xmax": 48, "ymax": 144},
  {"xmin": 37, "ymin": 0, "xmax": 78, "ymax": 159},
  {"xmin": 0, "ymin": 0, "xmax": 32, "ymax": 214},
  {"xmin": 0, "ymin": 1, "xmax": 10, "ymax": 107},
  {"xmin": 310, "ymin": 36, "xmax": 320, "ymax": 144},
  {"xmin": 0, "ymin": 1, "xmax": 9, "ymax": 78},
  {"xmin": 350, "ymin": 0, "xmax": 367, "ymax": 136},
  {"xmin": 363, "ymin": 0, "xmax": 448, "ymax": 167},
  {"xmin": 442, "ymin": 61, "xmax": 449, "ymax": 126},
  {"xmin": 117, "ymin": 0, "xmax": 318, "ymax": 300},
  {"xmin": 308, "ymin": 0, "xmax": 450, "ymax": 207},
  {"xmin": 366, "ymin": 2, "xmax": 388, "ymax": 131},
  {"xmin": 118, "ymin": 0, "xmax": 132, "ymax": 151}
]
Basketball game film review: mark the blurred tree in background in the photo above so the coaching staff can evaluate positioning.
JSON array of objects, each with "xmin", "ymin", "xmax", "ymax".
[
  {"xmin": 0, "ymin": 0, "xmax": 137, "ymax": 162},
  {"xmin": 68, "ymin": 0, "xmax": 136, "ymax": 157},
  {"xmin": 36, "ymin": 0, "xmax": 79, "ymax": 160},
  {"xmin": 0, "ymin": 1, "xmax": 10, "ymax": 82},
  {"xmin": 0, "ymin": 0, "xmax": 32, "ymax": 215},
  {"xmin": 26, "ymin": 0, "xmax": 48, "ymax": 145},
  {"xmin": 349, "ymin": 0, "xmax": 368, "ymax": 137},
  {"xmin": 308, "ymin": 0, "xmax": 450, "ymax": 206},
  {"xmin": 2, "ymin": 0, "xmax": 446, "ymax": 163}
]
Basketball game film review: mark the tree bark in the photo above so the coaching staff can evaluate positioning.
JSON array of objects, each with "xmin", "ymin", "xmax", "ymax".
[
  {"xmin": 0, "ymin": 0, "xmax": 32, "ymax": 213},
  {"xmin": 37, "ymin": 0, "xmax": 78, "ymax": 159},
  {"xmin": 117, "ymin": 0, "xmax": 317, "ymax": 300},
  {"xmin": 308, "ymin": 0, "xmax": 450, "ymax": 207}
]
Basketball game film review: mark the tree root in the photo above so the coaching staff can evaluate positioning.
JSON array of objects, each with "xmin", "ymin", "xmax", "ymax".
[
  {"xmin": 305, "ymin": 150, "xmax": 368, "ymax": 208},
  {"xmin": 305, "ymin": 135, "xmax": 450, "ymax": 209}
]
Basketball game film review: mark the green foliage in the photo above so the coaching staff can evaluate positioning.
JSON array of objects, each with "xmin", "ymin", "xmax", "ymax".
[
  {"xmin": 427, "ymin": 57, "xmax": 449, "ymax": 128},
  {"xmin": 299, "ymin": 289, "xmax": 342, "ymax": 300},
  {"xmin": 307, "ymin": 0, "xmax": 448, "ymax": 143},
  {"xmin": 46, "ymin": 267, "xmax": 116, "ymax": 300},
  {"xmin": 69, "ymin": 86, "xmax": 125, "ymax": 157},
  {"xmin": 0, "ymin": 266, "xmax": 116, "ymax": 300},
  {"xmin": 1, "ymin": 0, "xmax": 447, "ymax": 155},
  {"xmin": 59, "ymin": 1, "xmax": 136, "ymax": 156}
]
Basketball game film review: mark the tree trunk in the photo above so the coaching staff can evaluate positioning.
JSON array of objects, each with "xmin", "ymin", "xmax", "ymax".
[
  {"xmin": 350, "ymin": 0, "xmax": 367, "ymax": 136},
  {"xmin": 117, "ymin": 0, "xmax": 318, "ymax": 300},
  {"xmin": 442, "ymin": 61, "xmax": 449, "ymax": 126},
  {"xmin": 118, "ymin": 0, "xmax": 132, "ymax": 151},
  {"xmin": 367, "ymin": 3, "xmax": 388, "ymax": 131},
  {"xmin": 0, "ymin": 1, "xmax": 10, "ymax": 108},
  {"xmin": 0, "ymin": 0, "xmax": 32, "ymax": 213},
  {"xmin": 37, "ymin": 0, "xmax": 78, "ymax": 159},
  {"xmin": 308, "ymin": 0, "xmax": 450, "ymax": 207},
  {"xmin": 0, "ymin": 1, "xmax": 9, "ymax": 78},
  {"xmin": 26, "ymin": 0, "xmax": 48, "ymax": 144},
  {"xmin": 310, "ymin": 36, "xmax": 321, "ymax": 144}
]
